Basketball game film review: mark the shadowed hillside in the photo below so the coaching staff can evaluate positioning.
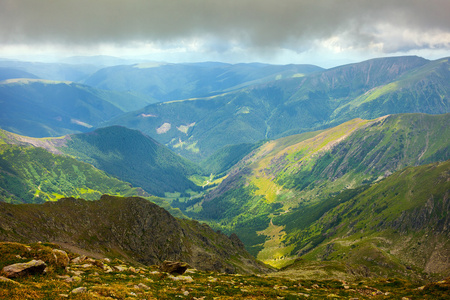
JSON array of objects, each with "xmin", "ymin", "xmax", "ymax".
[{"xmin": 0, "ymin": 195, "xmax": 271, "ymax": 274}]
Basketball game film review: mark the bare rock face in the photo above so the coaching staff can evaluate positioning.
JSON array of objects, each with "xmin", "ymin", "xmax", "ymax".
[
  {"xmin": 2, "ymin": 260, "xmax": 47, "ymax": 278},
  {"xmin": 160, "ymin": 261, "xmax": 190, "ymax": 275}
]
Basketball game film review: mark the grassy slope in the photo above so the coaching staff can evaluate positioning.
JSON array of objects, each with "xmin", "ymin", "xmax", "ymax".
[
  {"xmin": 3, "ymin": 242, "xmax": 448, "ymax": 299},
  {"xmin": 200, "ymin": 142, "xmax": 262, "ymax": 175},
  {"xmin": 105, "ymin": 56, "xmax": 450, "ymax": 161},
  {"xmin": 193, "ymin": 113, "xmax": 449, "ymax": 268},
  {"xmin": 59, "ymin": 126, "xmax": 203, "ymax": 197},
  {"xmin": 0, "ymin": 144, "xmax": 147, "ymax": 203},
  {"xmin": 277, "ymin": 160, "xmax": 450, "ymax": 281}
]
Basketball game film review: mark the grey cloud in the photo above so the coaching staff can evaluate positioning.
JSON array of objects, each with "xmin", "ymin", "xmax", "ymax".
[{"xmin": 1, "ymin": 0, "xmax": 449, "ymax": 53}]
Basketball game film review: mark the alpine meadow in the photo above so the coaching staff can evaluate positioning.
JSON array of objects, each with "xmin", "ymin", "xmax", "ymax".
[{"xmin": 1, "ymin": 1, "xmax": 450, "ymax": 297}]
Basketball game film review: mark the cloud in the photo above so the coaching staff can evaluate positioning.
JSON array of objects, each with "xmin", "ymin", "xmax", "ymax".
[{"xmin": 1, "ymin": 0, "xmax": 449, "ymax": 58}]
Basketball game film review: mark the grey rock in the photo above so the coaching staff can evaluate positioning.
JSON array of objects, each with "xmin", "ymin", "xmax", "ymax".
[
  {"xmin": 160, "ymin": 261, "xmax": 190, "ymax": 275},
  {"xmin": 71, "ymin": 286, "xmax": 87, "ymax": 294},
  {"xmin": 2, "ymin": 260, "xmax": 47, "ymax": 278},
  {"xmin": 52, "ymin": 249, "xmax": 70, "ymax": 267}
]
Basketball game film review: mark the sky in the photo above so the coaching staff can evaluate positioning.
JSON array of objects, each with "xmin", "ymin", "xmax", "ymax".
[{"xmin": 1, "ymin": 0, "xmax": 450, "ymax": 68}]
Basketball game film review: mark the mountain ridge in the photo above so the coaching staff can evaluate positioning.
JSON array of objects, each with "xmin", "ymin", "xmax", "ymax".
[
  {"xmin": 190, "ymin": 113, "xmax": 449, "ymax": 270},
  {"xmin": 0, "ymin": 79, "xmax": 153, "ymax": 137},
  {"xmin": 0, "ymin": 194, "xmax": 272, "ymax": 274},
  {"xmin": 105, "ymin": 56, "xmax": 449, "ymax": 160}
]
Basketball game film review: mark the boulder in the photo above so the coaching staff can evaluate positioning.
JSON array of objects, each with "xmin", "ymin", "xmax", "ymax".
[
  {"xmin": 52, "ymin": 249, "xmax": 70, "ymax": 267},
  {"xmin": 71, "ymin": 287, "xmax": 87, "ymax": 294},
  {"xmin": 160, "ymin": 261, "xmax": 190, "ymax": 275},
  {"xmin": 2, "ymin": 260, "xmax": 47, "ymax": 278},
  {"xmin": 71, "ymin": 255, "xmax": 87, "ymax": 264}
]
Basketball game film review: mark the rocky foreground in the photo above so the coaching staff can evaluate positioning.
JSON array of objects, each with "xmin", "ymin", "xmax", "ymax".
[{"xmin": 1, "ymin": 242, "xmax": 449, "ymax": 299}]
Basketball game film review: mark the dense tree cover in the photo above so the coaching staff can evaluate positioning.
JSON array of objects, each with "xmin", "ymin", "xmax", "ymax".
[
  {"xmin": 200, "ymin": 142, "xmax": 261, "ymax": 174},
  {"xmin": 61, "ymin": 126, "xmax": 203, "ymax": 196}
]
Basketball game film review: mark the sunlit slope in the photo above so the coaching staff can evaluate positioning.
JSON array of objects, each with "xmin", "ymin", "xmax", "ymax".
[
  {"xmin": 276, "ymin": 160, "xmax": 450, "ymax": 280},
  {"xmin": 330, "ymin": 57, "xmax": 450, "ymax": 123},
  {"xmin": 0, "ymin": 144, "xmax": 147, "ymax": 203},
  {"xmin": 193, "ymin": 113, "xmax": 449, "ymax": 266},
  {"xmin": 106, "ymin": 56, "xmax": 449, "ymax": 161},
  {"xmin": 0, "ymin": 126, "xmax": 203, "ymax": 200}
]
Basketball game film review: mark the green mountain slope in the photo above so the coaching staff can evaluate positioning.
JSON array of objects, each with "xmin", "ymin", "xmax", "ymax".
[
  {"xmin": 200, "ymin": 142, "xmax": 262, "ymax": 175},
  {"xmin": 276, "ymin": 160, "xmax": 450, "ymax": 280},
  {"xmin": 0, "ymin": 195, "xmax": 271, "ymax": 274},
  {"xmin": 105, "ymin": 56, "xmax": 449, "ymax": 161},
  {"xmin": 0, "ymin": 79, "xmax": 152, "ymax": 137},
  {"xmin": 0, "ymin": 144, "xmax": 147, "ymax": 203},
  {"xmin": 188, "ymin": 113, "xmax": 449, "ymax": 268},
  {"xmin": 84, "ymin": 62, "xmax": 323, "ymax": 100},
  {"xmin": 329, "ymin": 57, "xmax": 450, "ymax": 123},
  {"xmin": 59, "ymin": 126, "xmax": 203, "ymax": 197}
]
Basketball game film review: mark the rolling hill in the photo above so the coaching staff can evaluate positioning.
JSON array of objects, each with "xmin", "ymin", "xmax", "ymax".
[
  {"xmin": 58, "ymin": 126, "xmax": 203, "ymax": 197},
  {"xmin": 187, "ymin": 113, "xmax": 449, "ymax": 272},
  {"xmin": 0, "ymin": 126, "xmax": 204, "ymax": 198},
  {"xmin": 0, "ymin": 59, "xmax": 101, "ymax": 82},
  {"xmin": 0, "ymin": 143, "xmax": 148, "ymax": 203},
  {"xmin": 105, "ymin": 56, "xmax": 449, "ymax": 161},
  {"xmin": 0, "ymin": 79, "xmax": 153, "ymax": 137},
  {"xmin": 83, "ymin": 62, "xmax": 323, "ymax": 100},
  {"xmin": 0, "ymin": 67, "xmax": 39, "ymax": 81}
]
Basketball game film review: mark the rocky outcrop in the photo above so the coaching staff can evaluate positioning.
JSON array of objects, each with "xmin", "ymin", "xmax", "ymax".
[
  {"xmin": 160, "ymin": 261, "xmax": 189, "ymax": 275},
  {"xmin": 2, "ymin": 260, "xmax": 47, "ymax": 278},
  {"xmin": 52, "ymin": 249, "xmax": 70, "ymax": 267},
  {"xmin": 390, "ymin": 192, "xmax": 450, "ymax": 234},
  {"xmin": 0, "ymin": 195, "xmax": 272, "ymax": 274}
]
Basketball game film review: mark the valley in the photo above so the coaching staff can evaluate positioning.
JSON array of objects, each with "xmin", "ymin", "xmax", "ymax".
[{"xmin": 0, "ymin": 55, "xmax": 449, "ymax": 297}]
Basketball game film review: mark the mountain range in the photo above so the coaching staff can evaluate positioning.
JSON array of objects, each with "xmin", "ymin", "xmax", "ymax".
[
  {"xmin": 0, "ymin": 55, "xmax": 449, "ymax": 282},
  {"xmin": 104, "ymin": 56, "xmax": 449, "ymax": 160},
  {"xmin": 0, "ymin": 78, "xmax": 153, "ymax": 137}
]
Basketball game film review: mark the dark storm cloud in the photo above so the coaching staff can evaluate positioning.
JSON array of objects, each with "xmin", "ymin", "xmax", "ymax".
[{"xmin": 1, "ymin": 0, "xmax": 449, "ymax": 53}]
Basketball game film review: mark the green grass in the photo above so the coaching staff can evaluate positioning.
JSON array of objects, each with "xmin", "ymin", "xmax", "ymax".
[
  {"xmin": 193, "ymin": 114, "xmax": 450, "ymax": 276},
  {"xmin": 1, "ymin": 241, "xmax": 448, "ymax": 299},
  {"xmin": 0, "ymin": 144, "xmax": 143, "ymax": 203}
]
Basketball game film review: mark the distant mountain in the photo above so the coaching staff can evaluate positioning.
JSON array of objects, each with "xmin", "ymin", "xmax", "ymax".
[
  {"xmin": 105, "ymin": 56, "xmax": 449, "ymax": 161},
  {"xmin": 188, "ymin": 113, "xmax": 449, "ymax": 268},
  {"xmin": 0, "ymin": 60, "xmax": 100, "ymax": 82},
  {"xmin": 0, "ymin": 195, "xmax": 271, "ymax": 274},
  {"xmin": 60, "ymin": 55, "xmax": 150, "ymax": 67},
  {"xmin": 0, "ymin": 142, "xmax": 148, "ymax": 203},
  {"xmin": 58, "ymin": 126, "xmax": 203, "ymax": 197},
  {"xmin": 0, "ymin": 67, "xmax": 39, "ymax": 81},
  {"xmin": 84, "ymin": 62, "xmax": 323, "ymax": 100},
  {"xmin": 0, "ymin": 79, "xmax": 153, "ymax": 137}
]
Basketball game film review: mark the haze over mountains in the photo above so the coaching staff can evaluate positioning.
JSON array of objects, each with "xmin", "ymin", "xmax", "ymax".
[{"xmin": 0, "ymin": 55, "xmax": 449, "ymax": 282}]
